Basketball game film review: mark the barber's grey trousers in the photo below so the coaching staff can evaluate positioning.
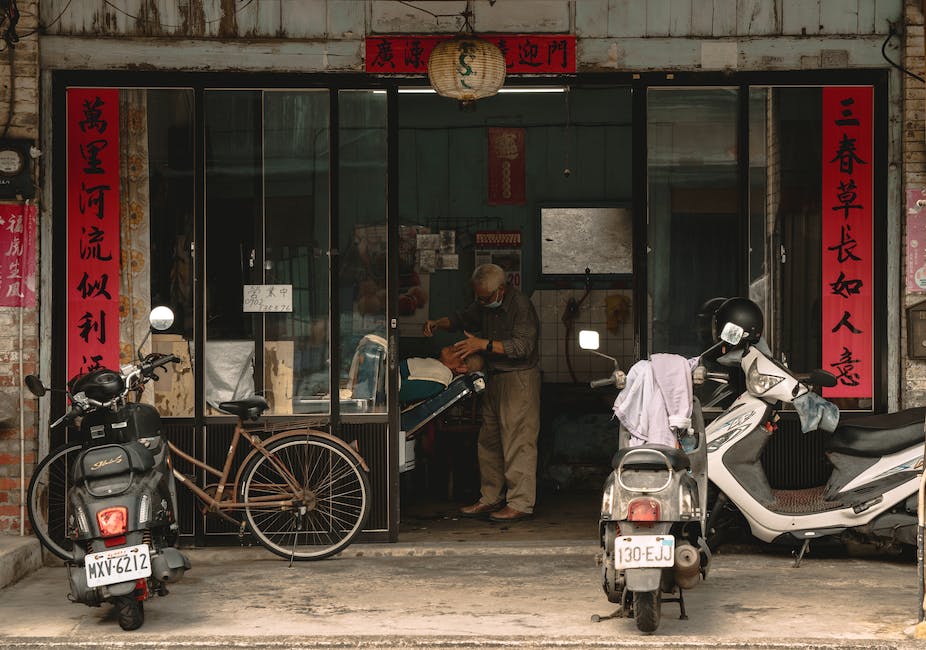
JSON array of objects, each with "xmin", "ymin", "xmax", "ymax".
[{"xmin": 477, "ymin": 367, "xmax": 541, "ymax": 513}]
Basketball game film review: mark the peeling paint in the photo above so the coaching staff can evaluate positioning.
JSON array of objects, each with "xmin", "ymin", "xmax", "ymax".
[
  {"xmin": 137, "ymin": 1, "xmax": 163, "ymax": 37},
  {"xmin": 184, "ymin": 0, "xmax": 207, "ymax": 35},
  {"xmin": 218, "ymin": 0, "xmax": 239, "ymax": 38}
]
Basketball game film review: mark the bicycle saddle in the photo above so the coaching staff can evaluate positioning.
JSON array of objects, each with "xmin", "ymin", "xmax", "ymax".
[{"xmin": 217, "ymin": 396, "xmax": 269, "ymax": 420}]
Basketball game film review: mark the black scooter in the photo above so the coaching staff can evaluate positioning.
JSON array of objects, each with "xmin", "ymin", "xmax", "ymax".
[{"xmin": 26, "ymin": 306, "xmax": 189, "ymax": 630}]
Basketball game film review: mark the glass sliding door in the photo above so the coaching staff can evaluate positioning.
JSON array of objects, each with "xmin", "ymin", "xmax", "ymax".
[
  {"xmin": 204, "ymin": 90, "xmax": 330, "ymax": 417},
  {"xmin": 263, "ymin": 91, "xmax": 331, "ymax": 415},
  {"xmin": 647, "ymin": 88, "xmax": 740, "ymax": 356},
  {"xmin": 337, "ymin": 90, "xmax": 389, "ymax": 415}
]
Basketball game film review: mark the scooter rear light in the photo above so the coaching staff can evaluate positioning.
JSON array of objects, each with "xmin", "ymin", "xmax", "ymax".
[
  {"xmin": 627, "ymin": 498, "xmax": 660, "ymax": 522},
  {"xmin": 103, "ymin": 535, "xmax": 127, "ymax": 548},
  {"xmin": 97, "ymin": 506, "xmax": 128, "ymax": 537}
]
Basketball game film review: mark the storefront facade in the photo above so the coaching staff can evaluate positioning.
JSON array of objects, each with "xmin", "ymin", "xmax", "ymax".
[{"xmin": 0, "ymin": 0, "xmax": 922, "ymax": 537}]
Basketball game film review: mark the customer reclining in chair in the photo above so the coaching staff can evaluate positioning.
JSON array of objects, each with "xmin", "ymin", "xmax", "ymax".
[{"xmin": 399, "ymin": 345, "xmax": 484, "ymax": 403}]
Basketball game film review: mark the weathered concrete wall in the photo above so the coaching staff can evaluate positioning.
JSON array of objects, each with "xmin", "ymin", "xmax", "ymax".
[
  {"xmin": 39, "ymin": 0, "xmax": 903, "ymax": 72},
  {"xmin": 0, "ymin": 0, "xmax": 40, "ymax": 534},
  {"xmin": 901, "ymin": 0, "xmax": 926, "ymax": 407}
]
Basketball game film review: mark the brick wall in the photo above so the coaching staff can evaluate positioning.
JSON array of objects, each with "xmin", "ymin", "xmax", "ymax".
[
  {"xmin": 903, "ymin": 0, "xmax": 926, "ymax": 407},
  {"xmin": 0, "ymin": 0, "xmax": 40, "ymax": 534}
]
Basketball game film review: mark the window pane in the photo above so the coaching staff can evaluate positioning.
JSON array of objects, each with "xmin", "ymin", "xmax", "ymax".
[
  {"xmin": 339, "ymin": 90, "xmax": 388, "ymax": 414},
  {"xmin": 647, "ymin": 88, "xmax": 740, "ymax": 356},
  {"xmin": 264, "ymin": 91, "xmax": 330, "ymax": 416},
  {"xmin": 204, "ymin": 90, "xmax": 261, "ymax": 413},
  {"xmin": 117, "ymin": 89, "xmax": 195, "ymax": 417}
]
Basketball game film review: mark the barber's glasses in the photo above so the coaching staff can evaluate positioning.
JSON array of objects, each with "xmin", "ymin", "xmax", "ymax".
[{"xmin": 476, "ymin": 288, "xmax": 501, "ymax": 305}]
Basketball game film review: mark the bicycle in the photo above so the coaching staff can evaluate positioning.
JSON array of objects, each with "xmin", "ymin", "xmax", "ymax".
[{"xmin": 28, "ymin": 361, "xmax": 372, "ymax": 564}]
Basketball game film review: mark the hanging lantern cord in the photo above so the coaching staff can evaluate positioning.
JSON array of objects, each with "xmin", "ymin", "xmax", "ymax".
[{"xmin": 459, "ymin": 2, "xmax": 475, "ymax": 35}]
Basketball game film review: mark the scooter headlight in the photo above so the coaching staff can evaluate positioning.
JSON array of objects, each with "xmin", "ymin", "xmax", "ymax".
[{"xmin": 746, "ymin": 359, "xmax": 784, "ymax": 395}]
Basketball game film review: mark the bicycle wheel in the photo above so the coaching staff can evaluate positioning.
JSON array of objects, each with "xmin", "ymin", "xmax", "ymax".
[
  {"xmin": 28, "ymin": 442, "xmax": 82, "ymax": 561},
  {"xmin": 240, "ymin": 433, "xmax": 371, "ymax": 560}
]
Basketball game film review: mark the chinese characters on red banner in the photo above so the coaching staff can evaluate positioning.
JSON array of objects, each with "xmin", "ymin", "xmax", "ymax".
[
  {"xmin": 822, "ymin": 87, "xmax": 873, "ymax": 399},
  {"xmin": 366, "ymin": 35, "xmax": 576, "ymax": 74},
  {"xmin": 487, "ymin": 127, "xmax": 525, "ymax": 205},
  {"xmin": 0, "ymin": 203, "xmax": 36, "ymax": 307},
  {"xmin": 67, "ymin": 88, "xmax": 121, "ymax": 379}
]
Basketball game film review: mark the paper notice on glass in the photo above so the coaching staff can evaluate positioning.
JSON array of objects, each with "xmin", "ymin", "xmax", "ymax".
[
  {"xmin": 440, "ymin": 230, "xmax": 456, "ymax": 254},
  {"xmin": 418, "ymin": 249, "xmax": 438, "ymax": 273},
  {"xmin": 243, "ymin": 285, "xmax": 293, "ymax": 312},
  {"xmin": 417, "ymin": 233, "xmax": 440, "ymax": 251}
]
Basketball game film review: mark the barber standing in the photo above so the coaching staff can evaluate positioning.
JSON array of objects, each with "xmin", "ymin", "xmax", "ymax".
[{"xmin": 423, "ymin": 263, "xmax": 540, "ymax": 522}]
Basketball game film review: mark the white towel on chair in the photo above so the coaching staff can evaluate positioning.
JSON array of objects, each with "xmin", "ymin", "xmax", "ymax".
[{"xmin": 404, "ymin": 358, "xmax": 453, "ymax": 387}]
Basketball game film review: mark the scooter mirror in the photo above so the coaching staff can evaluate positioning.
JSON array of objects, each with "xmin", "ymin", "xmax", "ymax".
[
  {"xmin": 808, "ymin": 369, "xmax": 838, "ymax": 388},
  {"xmin": 578, "ymin": 330, "xmax": 600, "ymax": 350},
  {"xmin": 719, "ymin": 322, "xmax": 744, "ymax": 346},
  {"xmin": 149, "ymin": 306, "xmax": 175, "ymax": 331},
  {"xmin": 24, "ymin": 374, "xmax": 46, "ymax": 397}
]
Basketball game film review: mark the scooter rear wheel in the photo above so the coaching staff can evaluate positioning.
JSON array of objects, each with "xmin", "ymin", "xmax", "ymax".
[
  {"xmin": 27, "ymin": 442, "xmax": 82, "ymax": 561},
  {"xmin": 633, "ymin": 590, "xmax": 661, "ymax": 634},
  {"xmin": 115, "ymin": 596, "xmax": 144, "ymax": 631}
]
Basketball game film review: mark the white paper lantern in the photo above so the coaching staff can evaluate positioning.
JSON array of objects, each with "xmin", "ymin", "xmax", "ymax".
[{"xmin": 427, "ymin": 37, "xmax": 507, "ymax": 107}]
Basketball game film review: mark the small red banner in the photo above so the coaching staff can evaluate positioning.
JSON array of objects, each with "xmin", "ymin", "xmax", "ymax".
[
  {"xmin": 821, "ymin": 86, "xmax": 873, "ymax": 399},
  {"xmin": 487, "ymin": 127, "xmax": 526, "ymax": 206},
  {"xmin": 67, "ymin": 88, "xmax": 121, "ymax": 379},
  {"xmin": 0, "ymin": 203, "xmax": 37, "ymax": 307},
  {"xmin": 366, "ymin": 34, "xmax": 576, "ymax": 74}
]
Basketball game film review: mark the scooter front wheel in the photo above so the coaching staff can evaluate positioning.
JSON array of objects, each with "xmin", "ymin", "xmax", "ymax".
[
  {"xmin": 633, "ymin": 590, "xmax": 661, "ymax": 634},
  {"xmin": 27, "ymin": 442, "xmax": 82, "ymax": 561}
]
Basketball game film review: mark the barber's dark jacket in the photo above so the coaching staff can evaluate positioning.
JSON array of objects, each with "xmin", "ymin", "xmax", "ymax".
[{"xmin": 448, "ymin": 283, "xmax": 539, "ymax": 373}]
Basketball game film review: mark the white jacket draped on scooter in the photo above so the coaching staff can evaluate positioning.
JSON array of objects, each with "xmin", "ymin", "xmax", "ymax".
[{"xmin": 613, "ymin": 353, "xmax": 697, "ymax": 447}]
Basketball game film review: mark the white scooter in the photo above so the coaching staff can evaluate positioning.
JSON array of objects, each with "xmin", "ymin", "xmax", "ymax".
[
  {"xmin": 706, "ymin": 298, "xmax": 923, "ymax": 565},
  {"xmin": 581, "ymin": 330, "xmax": 711, "ymax": 634}
]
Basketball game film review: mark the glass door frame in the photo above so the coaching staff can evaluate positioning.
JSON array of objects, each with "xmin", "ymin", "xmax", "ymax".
[
  {"xmin": 50, "ymin": 71, "xmax": 401, "ymax": 542},
  {"xmin": 630, "ymin": 69, "xmax": 890, "ymax": 413}
]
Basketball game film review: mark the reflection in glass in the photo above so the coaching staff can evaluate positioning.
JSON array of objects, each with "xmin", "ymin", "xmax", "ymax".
[
  {"xmin": 204, "ymin": 91, "xmax": 260, "ymax": 413},
  {"xmin": 647, "ymin": 88, "xmax": 740, "ymax": 356},
  {"xmin": 338, "ymin": 90, "xmax": 388, "ymax": 414},
  {"xmin": 263, "ymin": 91, "xmax": 330, "ymax": 416},
  {"xmin": 142, "ymin": 89, "xmax": 195, "ymax": 417}
]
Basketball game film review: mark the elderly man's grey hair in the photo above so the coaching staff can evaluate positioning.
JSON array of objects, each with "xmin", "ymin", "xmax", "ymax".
[{"xmin": 471, "ymin": 263, "xmax": 507, "ymax": 293}]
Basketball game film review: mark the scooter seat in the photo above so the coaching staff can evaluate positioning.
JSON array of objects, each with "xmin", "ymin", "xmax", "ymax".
[
  {"xmin": 217, "ymin": 396, "xmax": 269, "ymax": 420},
  {"xmin": 826, "ymin": 406, "xmax": 926, "ymax": 457},
  {"xmin": 612, "ymin": 444, "xmax": 690, "ymax": 472}
]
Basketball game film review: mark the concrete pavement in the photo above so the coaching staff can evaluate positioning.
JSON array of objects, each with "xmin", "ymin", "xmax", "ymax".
[{"xmin": 0, "ymin": 537, "xmax": 924, "ymax": 649}]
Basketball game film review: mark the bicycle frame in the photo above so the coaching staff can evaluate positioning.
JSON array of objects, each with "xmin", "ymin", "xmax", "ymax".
[{"xmin": 166, "ymin": 419, "xmax": 309, "ymax": 511}]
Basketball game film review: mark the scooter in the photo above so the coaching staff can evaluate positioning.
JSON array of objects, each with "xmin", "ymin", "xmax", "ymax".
[
  {"xmin": 26, "ymin": 306, "xmax": 190, "ymax": 630},
  {"xmin": 581, "ymin": 330, "xmax": 711, "ymax": 634},
  {"xmin": 705, "ymin": 298, "xmax": 923, "ymax": 565}
]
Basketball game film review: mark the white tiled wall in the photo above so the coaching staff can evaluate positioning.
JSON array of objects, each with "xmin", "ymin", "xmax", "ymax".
[{"xmin": 531, "ymin": 289, "xmax": 636, "ymax": 383}]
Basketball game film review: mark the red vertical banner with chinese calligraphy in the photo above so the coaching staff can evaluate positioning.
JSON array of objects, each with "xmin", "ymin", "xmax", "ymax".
[
  {"xmin": 822, "ymin": 87, "xmax": 873, "ymax": 399},
  {"xmin": 487, "ymin": 127, "xmax": 526, "ymax": 205},
  {"xmin": 67, "ymin": 88, "xmax": 121, "ymax": 379},
  {"xmin": 0, "ymin": 203, "xmax": 37, "ymax": 307}
]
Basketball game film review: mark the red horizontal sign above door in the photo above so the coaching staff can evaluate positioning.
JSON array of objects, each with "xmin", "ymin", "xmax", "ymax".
[{"xmin": 366, "ymin": 34, "xmax": 576, "ymax": 74}]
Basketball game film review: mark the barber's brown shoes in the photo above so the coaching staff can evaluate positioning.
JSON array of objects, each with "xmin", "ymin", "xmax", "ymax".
[
  {"xmin": 459, "ymin": 501, "xmax": 504, "ymax": 518},
  {"xmin": 488, "ymin": 505, "xmax": 532, "ymax": 522}
]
